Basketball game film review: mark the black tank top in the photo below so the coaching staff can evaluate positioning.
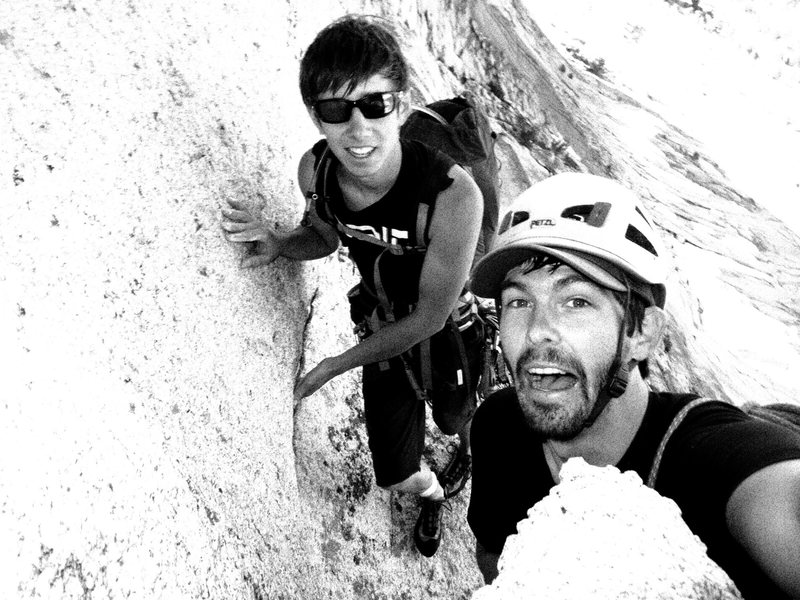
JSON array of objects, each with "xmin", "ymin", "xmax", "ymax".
[{"xmin": 312, "ymin": 139, "xmax": 455, "ymax": 311}]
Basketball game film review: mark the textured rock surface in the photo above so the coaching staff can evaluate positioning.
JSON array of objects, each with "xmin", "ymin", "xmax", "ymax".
[
  {"xmin": 2, "ymin": 0, "xmax": 799, "ymax": 598},
  {"xmin": 473, "ymin": 458, "xmax": 743, "ymax": 600}
]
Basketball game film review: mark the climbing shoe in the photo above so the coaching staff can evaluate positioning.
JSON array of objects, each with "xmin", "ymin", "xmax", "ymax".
[
  {"xmin": 414, "ymin": 497, "xmax": 445, "ymax": 557},
  {"xmin": 440, "ymin": 446, "xmax": 472, "ymax": 499}
]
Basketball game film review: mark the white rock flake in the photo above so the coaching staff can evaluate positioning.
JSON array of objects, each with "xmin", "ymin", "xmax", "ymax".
[{"xmin": 473, "ymin": 458, "xmax": 743, "ymax": 600}]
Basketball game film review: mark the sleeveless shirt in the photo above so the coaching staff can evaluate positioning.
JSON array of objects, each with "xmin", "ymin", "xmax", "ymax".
[{"xmin": 312, "ymin": 138, "xmax": 456, "ymax": 313}]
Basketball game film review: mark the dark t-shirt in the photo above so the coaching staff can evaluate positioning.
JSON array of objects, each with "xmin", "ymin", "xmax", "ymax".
[
  {"xmin": 312, "ymin": 138, "xmax": 455, "ymax": 310},
  {"xmin": 467, "ymin": 388, "xmax": 800, "ymax": 599}
]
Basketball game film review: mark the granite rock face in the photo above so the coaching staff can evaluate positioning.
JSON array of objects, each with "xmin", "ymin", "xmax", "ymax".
[
  {"xmin": 2, "ymin": 0, "xmax": 799, "ymax": 598},
  {"xmin": 473, "ymin": 459, "xmax": 743, "ymax": 600}
]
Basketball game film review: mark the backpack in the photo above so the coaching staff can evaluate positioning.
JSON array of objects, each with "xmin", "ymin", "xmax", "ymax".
[
  {"xmin": 400, "ymin": 96, "xmax": 500, "ymax": 260},
  {"xmin": 301, "ymin": 95, "xmax": 503, "ymax": 403}
]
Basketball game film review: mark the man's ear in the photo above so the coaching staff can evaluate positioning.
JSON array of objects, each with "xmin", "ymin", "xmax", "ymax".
[
  {"xmin": 307, "ymin": 105, "xmax": 325, "ymax": 134},
  {"xmin": 629, "ymin": 306, "xmax": 667, "ymax": 362}
]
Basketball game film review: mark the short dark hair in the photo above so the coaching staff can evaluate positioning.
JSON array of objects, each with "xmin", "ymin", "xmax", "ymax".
[
  {"xmin": 610, "ymin": 287, "xmax": 651, "ymax": 378},
  {"xmin": 500, "ymin": 253, "xmax": 653, "ymax": 377},
  {"xmin": 299, "ymin": 15, "xmax": 409, "ymax": 106}
]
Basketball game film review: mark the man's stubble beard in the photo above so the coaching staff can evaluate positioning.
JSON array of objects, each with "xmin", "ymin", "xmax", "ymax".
[{"xmin": 513, "ymin": 345, "xmax": 612, "ymax": 441}]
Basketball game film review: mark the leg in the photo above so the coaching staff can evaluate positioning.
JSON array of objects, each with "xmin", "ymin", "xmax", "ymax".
[
  {"xmin": 361, "ymin": 359, "xmax": 447, "ymax": 556},
  {"xmin": 433, "ymin": 394, "xmax": 475, "ymax": 499},
  {"xmin": 397, "ymin": 465, "xmax": 447, "ymax": 558},
  {"xmin": 385, "ymin": 463, "xmax": 444, "ymax": 501},
  {"xmin": 363, "ymin": 359, "xmax": 426, "ymax": 489}
]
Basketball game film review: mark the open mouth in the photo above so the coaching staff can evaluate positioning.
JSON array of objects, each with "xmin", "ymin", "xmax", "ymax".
[
  {"xmin": 346, "ymin": 146, "xmax": 376, "ymax": 159},
  {"xmin": 525, "ymin": 367, "xmax": 578, "ymax": 392}
]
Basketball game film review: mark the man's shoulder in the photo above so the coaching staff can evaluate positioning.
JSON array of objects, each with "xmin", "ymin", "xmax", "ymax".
[
  {"xmin": 654, "ymin": 392, "xmax": 751, "ymax": 426},
  {"xmin": 655, "ymin": 392, "xmax": 800, "ymax": 490},
  {"xmin": 302, "ymin": 139, "xmax": 330, "ymax": 170},
  {"xmin": 646, "ymin": 391, "xmax": 739, "ymax": 423},
  {"xmin": 402, "ymin": 137, "xmax": 455, "ymax": 166},
  {"xmin": 474, "ymin": 387, "xmax": 521, "ymax": 432},
  {"xmin": 400, "ymin": 139, "xmax": 460, "ymax": 187},
  {"xmin": 478, "ymin": 386, "xmax": 519, "ymax": 412}
]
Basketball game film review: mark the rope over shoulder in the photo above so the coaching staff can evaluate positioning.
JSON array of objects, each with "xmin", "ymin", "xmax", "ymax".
[{"xmin": 647, "ymin": 397, "xmax": 714, "ymax": 488}]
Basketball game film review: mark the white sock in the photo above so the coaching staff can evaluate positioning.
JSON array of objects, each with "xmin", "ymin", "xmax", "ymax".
[{"xmin": 419, "ymin": 472, "xmax": 444, "ymax": 501}]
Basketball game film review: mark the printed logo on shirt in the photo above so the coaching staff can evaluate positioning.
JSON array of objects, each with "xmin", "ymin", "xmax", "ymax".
[{"xmin": 345, "ymin": 223, "xmax": 410, "ymax": 246}]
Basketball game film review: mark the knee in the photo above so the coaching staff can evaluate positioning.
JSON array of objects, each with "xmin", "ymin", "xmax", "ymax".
[
  {"xmin": 434, "ymin": 416, "xmax": 459, "ymax": 436},
  {"xmin": 432, "ymin": 390, "xmax": 477, "ymax": 435},
  {"xmin": 433, "ymin": 408, "xmax": 471, "ymax": 436}
]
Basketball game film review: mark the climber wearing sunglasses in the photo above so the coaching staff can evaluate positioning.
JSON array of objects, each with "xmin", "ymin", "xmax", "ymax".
[
  {"xmin": 312, "ymin": 91, "xmax": 404, "ymax": 124},
  {"xmin": 221, "ymin": 15, "xmax": 484, "ymax": 558}
]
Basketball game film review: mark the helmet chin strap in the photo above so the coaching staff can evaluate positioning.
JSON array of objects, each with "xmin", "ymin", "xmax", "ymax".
[{"xmin": 578, "ymin": 281, "xmax": 633, "ymax": 432}]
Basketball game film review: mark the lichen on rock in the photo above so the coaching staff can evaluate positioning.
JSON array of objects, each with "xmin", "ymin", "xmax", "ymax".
[{"xmin": 473, "ymin": 458, "xmax": 743, "ymax": 600}]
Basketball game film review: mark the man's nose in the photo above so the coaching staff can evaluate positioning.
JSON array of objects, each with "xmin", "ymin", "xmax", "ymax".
[
  {"xmin": 346, "ymin": 106, "xmax": 370, "ymax": 131},
  {"xmin": 525, "ymin": 306, "xmax": 560, "ymax": 345}
]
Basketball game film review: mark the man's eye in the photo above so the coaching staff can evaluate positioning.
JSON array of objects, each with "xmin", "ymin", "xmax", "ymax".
[
  {"xmin": 504, "ymin": 298, "xmax": 530, "ymax": 309},
  {"xmin": 566, "ymin": 298, "xmax": 591, "ymax": 309}
]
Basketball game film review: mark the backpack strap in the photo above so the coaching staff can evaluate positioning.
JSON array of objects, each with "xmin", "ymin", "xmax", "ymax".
[
  {"xmin": 411, "ymin": 104, "xmax": 449, "ymax": 127},
  {"xmin": 414, "ymin": 202, "xmax": 431, "ymax": 248},
  {"xmin": 419, "ymin": 337, "xmax": 433, "ymax": 392},
  {"xmin": 372, "ymin": 249, "xmax": 395, "ymax": 324},
  {"xmin": 370, "ymin": 245, "xmax": 472, "ymax": 404},
  {"xmin": 647, "ymin": 397, "xmax": 714, "ymax": 488},
  {"xmin": 368, "ymin": 246, "xmax": 428, "ymax": 401},
  {"xmin": 301, "ymin": 146, "xmax": 334, "ymax": 227},
  {"xmin": 400, "ymin": 352, "xmax": 430, "ymax": 404}
]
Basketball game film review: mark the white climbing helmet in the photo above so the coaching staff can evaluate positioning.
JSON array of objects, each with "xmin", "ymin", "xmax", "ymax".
[{"xmin": 470, "ymin": 172, "xmax": 668, "ymax": 308}]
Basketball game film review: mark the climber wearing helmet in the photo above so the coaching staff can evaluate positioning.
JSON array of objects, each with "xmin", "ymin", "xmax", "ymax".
[{"xmin": 466, "ymin": 173, "xmax": 800, "ymax": 599}]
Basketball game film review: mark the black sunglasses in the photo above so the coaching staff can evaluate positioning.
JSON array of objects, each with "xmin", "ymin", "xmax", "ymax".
[{"xmin": 313, "ymin": 91, "xmax": 402, "ymax": 124}]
